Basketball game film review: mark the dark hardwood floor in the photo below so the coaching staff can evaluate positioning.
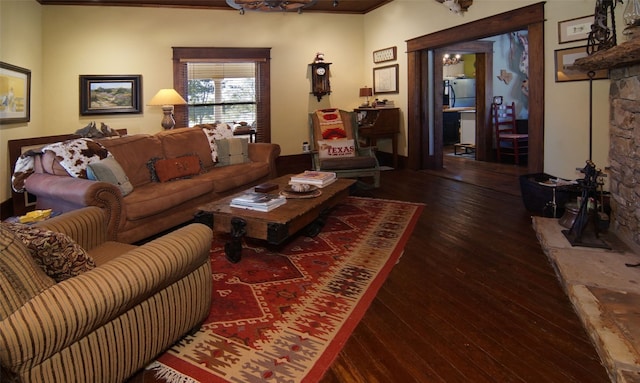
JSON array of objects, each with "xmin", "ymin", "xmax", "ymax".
[{"xmin": 131, "ymin": 153, "xmax": 610, "ymax": 382}]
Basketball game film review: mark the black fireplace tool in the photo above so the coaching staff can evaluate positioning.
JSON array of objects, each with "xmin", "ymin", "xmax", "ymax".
[{"xmin": 561, "ymin": 160, "xmax": 611, "ymax": 249}]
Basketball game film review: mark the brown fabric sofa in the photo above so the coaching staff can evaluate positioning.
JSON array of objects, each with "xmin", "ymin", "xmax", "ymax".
[
  {"xmin": 23, "ymin": 127, "xmax": 280, "ymax": 243},
  {"xmin": 0, "ymin": 206, "xmax": 213, "ymax": 383}
]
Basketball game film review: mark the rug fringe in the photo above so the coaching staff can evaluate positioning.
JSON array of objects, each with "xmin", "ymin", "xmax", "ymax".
[{"xmin": 146, "ymin": 361, "xmax": 199, "ymax": 383}]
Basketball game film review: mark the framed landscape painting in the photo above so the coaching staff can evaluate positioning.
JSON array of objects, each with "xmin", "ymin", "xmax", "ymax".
[
  {"xmin": 0, "ymin": 62, "xmax": 31, "ymax": 124},
  {"xmin": 80, "ymin": 74, "xmax": 142, "ymax": 115}
]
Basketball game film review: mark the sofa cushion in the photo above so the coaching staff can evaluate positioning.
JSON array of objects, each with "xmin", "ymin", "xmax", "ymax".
[
  {"xmin": 4, "ymin": 223, "xmax": 97, "ymax": 282},
  {"xmin": 317, "ymin": 139, "xmax": 356, "ymax": 159},
  {"xmin": 216, "ymin": 138, "xmax": 249, "ymax": 166},
  {"xmin": 157, "ymin": 127, "xmax": 215, "ymax": 170},
  {"xmin": 100, "ymin": 134, "xmax": 163, "ymax": 187},
  {"xmin": 87, "ymin": 156, "xmax": 134, "ymax": 196},
  {"xmin": 123, "ymin": 179, "xmax": 213, "ymax": 221},
  {"xmin": 152, "ymin": 155, "xmax": 203, "ymax": 182},
  {"xmin": 0, "ymin": 225, "xmax": 56, "ymax": 320},
  {"xmin": 320, "ymin": 156, "xmax": 377, "ymax": 170},
  {"xmin": 38, "ymin": 150, "xmax": 73, "ymax": 176},
  {"xmin": 199, "ymin": 162, "xmax": 270, "ymax": 193}
]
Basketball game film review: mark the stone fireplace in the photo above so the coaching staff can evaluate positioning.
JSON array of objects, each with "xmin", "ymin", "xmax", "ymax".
[
  {"xmin": 546, "ymin": 38, "xmax": 640, "ymax": 383},
  {"xmin": 609, "ymin": 64, "xmax": 640, "ymax": 252},
  {"xmin": 574, "ymin": 38, "xmax": 640, "ymax": 254}
]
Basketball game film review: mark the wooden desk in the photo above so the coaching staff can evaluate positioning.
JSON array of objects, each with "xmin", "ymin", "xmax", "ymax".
[{"xmin": 354, "ymin": 107, "xmax": 400, "ymax": 168}]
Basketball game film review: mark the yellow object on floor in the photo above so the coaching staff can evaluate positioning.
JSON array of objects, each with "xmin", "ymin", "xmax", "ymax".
[{"xmin": 18, "ymin": 209, "xmax": 52, "ymax": 223}]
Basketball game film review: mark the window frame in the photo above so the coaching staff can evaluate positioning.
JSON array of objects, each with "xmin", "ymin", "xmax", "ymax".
[{"xmin": 172, "ymin": 47, "xmax": 271, "ymax": 143}]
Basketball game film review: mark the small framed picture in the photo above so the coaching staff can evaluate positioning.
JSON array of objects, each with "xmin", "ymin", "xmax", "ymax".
[
  {"xmin": 80, "ymin": 75, "xmax": 142, "ymax": 115},
  {"xmin": 373, "ymin": 47, "xmax": 397, "ymax": 63},
  {"xmin": 373, "ymin": 64, "xmax": 399, "ymax": 94},
  {"xmin": 554, "ymin": 46, "xmax": 608, "ymax": 82},
  {"xmin": 0, "ymin": 62, "xmax": 31, "ymax": 124},
  {"xmin": 558, "ymin": 15, "xmax": 593, "ymax": 44}
]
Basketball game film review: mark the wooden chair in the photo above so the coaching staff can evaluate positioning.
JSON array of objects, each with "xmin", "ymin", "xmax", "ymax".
[
  {"xmin": 308, "ymin": 108, "xmax": 380, "ymax": 188},
  {"xmin": 492, "ymin": 101, "xmax": 528, "ymax": 165}
]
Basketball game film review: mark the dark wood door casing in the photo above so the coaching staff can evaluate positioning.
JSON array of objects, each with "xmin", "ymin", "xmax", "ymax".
[{"xmin": 406, "ymin": 2, "xmax": 545, "ymax": 173}]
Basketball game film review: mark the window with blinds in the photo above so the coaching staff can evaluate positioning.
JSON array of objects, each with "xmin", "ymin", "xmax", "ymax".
[
  {"xmin": 172, "ymin": 47, "xmax": 271, "ymax": 143},
  {"xmin": 187, "ymin": 62, "xmax": 256, "ymax": 126}
]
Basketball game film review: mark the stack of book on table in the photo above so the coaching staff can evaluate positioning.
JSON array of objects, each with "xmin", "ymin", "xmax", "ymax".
[
  {"xmin": 290, "ymin": 171, "xmax": 337, "ymax": 188},
  {"xmin": 230, "ymin": 192, "xmax": 286, "ymax": 212}
]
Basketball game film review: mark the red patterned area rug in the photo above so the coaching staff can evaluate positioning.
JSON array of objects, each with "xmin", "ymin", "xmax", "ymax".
[{"xmin": 147, "ymin": 196, "xmax": 423, "ymax": 383}]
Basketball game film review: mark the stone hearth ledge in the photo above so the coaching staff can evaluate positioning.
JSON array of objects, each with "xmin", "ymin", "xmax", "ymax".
[{"xmin": 532, "ymin": 217, "xmax": 640, "ymax": 383}]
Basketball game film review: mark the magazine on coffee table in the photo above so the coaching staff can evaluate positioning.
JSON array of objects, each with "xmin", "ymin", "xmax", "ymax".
[
  {"xmin": 230, "ymin": 192, "xmax": 286, "ymax": 212},
  {"xmin": 290, "ymin": 171, "xmax": 337, "ymax": 188}
]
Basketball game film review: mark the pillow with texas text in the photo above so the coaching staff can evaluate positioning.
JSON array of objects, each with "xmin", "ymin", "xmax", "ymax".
[{"xmin": 317, "ymin": 139, "xmax": 356, "ymax": 159}]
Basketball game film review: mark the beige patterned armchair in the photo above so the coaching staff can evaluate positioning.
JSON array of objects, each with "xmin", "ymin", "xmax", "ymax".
[{"xmin": 0, "ymin": 207, "xmax": 213, "ymax": 382}]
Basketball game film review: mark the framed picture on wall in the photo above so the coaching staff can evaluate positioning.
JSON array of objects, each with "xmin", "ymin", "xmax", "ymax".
[
  {"xmin": 558, "ymin": 15, "xmax": 593, "ymax": 44},
  {"xmin": 554, "ymin": 46, "xmax": 608, "ymax": 82},
  {"xmin": 0, "ymin": 62, "xmax": 31, "ymax": 124},
  {"xmin": 373, "ymin": 46, "xmax": 397, "ymax": 63},
  {"xmin": 80, "ymin": 74, "xmax": 142, "ymax": 115},
  {"xmin": 373, "ymin": 64, "xmax": 399, "ymax": 94}
]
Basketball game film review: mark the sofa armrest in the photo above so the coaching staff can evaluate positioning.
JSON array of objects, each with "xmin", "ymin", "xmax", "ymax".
[
  {"xmin": 249, "ymin": 143, "xmax": 281, "ymax": 178},
  {"xmin": 24, "ymin": 173, "xmax": 123, "ymax": 241},
  {"xmin": 34, "ymin": 206, "xmax": 108, "ymax": 251},
  {"xmin": 0, "ymin": 223, "xmax": 213, "ymax": 374}
]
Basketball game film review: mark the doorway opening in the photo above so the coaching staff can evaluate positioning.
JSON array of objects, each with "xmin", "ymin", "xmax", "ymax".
[
  {"xmin": 440, "ymin": 31, "xmax": 530, "ymax": 165},
  {"xmin": 405, "ymin": 2, "xmax": 544, "ymax": 173}
]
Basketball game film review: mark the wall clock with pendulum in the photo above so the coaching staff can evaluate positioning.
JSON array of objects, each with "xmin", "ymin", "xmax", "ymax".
[{"xmin": 310, "ymin": 61, "xmax": 331, "ymax": 101}]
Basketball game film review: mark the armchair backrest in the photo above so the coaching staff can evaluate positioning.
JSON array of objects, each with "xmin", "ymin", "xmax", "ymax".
[{"xmin": 308, "ymin": 109, "xmax": 360, "ymax": 151}]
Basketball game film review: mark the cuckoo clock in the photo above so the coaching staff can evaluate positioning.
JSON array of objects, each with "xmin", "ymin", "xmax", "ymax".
[{"xmin": 310, "ymin": 62, "xmax": 331, "ymax": 101}]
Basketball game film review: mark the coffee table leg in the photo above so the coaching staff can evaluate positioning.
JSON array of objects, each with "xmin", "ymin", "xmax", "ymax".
[
  {"xmin": 225, "ymin": 217, "xmax": 246, "ymax": 263},
  {"xmin": 305, "ymin": 208, "xmax": 330, "ymax": 237}
]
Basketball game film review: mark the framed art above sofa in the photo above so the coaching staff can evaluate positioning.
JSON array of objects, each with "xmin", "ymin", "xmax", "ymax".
[{"xmin": 79, "ymin": 74, "xmax": 142, "ymax": 115}]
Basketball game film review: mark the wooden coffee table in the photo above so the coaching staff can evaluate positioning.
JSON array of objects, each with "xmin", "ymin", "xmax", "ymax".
[{"xmin": 196, "ymin": 175, "xmax": 356, "ymax": 263}]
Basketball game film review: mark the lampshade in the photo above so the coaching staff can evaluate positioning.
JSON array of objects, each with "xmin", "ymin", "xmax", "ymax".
[
  {"xmin": 359, "ymin": 87, "xmax": 373, "ymax": 97},
  {"xmin": 148, "ymin": 89, "xmax": 187, "ymax": 106}
]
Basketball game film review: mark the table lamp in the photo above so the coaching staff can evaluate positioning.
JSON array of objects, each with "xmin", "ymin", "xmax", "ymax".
[
  {"xmin": 359, "ymin": 86, "xmax": 373, "ymax": 107},
  {"xmin": 148, "ymin": 89, "xmax": 187, "ymax": 129}
]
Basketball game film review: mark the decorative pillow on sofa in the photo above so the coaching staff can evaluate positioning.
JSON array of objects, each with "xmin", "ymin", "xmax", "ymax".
[
  {"xmin": 0, "ymin": 225, "xmax": 56, "ymax": 320},
  {"xmin": 148, "ymin": 155, "xmax": 203, "ymax": 182},
  {"xmin": 317, "ymin": 139, "xmax": 356, "ymax": 159},
  {"xmin": 216, "ymin": 138, "xmax": 249, "ymax": 166},
  {"xmin": 86, "ymin": 156, "xmax": 134, "ymax": 196},
  {"xmin": 3, "ymin": 223, "xmax": 96, "ymax": 283},
  {"xmin": 198, "ymin": 123, "xmax": 234, "ymax": 163}
]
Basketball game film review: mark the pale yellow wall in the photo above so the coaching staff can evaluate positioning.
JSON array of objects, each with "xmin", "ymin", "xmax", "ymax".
[
  {"xmin": 364, "ymin": 0, "xmax": 620, "ymax": 181},
  {"xmin": 0, "ymin": 0, "xmax": 42, "ymax": 208},
  {"xmin": 0, "ymin": 0, "xmax": 626, "ymax": 205},
  {"xmin": 40, "ymin": 6, "xmax": 365, "ymax": 153}
]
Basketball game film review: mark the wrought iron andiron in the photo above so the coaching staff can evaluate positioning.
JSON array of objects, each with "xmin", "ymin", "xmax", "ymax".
[{"xmin": 561, "ymin": 160, "xmax": 611, "ymax": 249}]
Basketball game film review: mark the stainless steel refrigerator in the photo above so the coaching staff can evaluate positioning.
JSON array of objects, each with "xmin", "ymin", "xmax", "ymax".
[{"xmin": 444, "ymin": 78, "xmax": 476, "ymax": 108}]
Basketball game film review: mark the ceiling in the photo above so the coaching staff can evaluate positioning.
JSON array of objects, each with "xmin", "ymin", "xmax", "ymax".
[{"xmin": 36, "ymin": 0, "xmax": 393, "ymax": 14}]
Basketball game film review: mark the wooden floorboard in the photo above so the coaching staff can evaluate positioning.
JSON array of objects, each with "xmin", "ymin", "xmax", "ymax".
[{"xmin": 129, "ymin": 154, "xmax": 610, "ymax": 383}]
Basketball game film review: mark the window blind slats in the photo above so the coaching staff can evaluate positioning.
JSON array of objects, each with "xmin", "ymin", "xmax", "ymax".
[{"xmin": 172, "ymin": 47, "xmax": 271, "ymax": 142}]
